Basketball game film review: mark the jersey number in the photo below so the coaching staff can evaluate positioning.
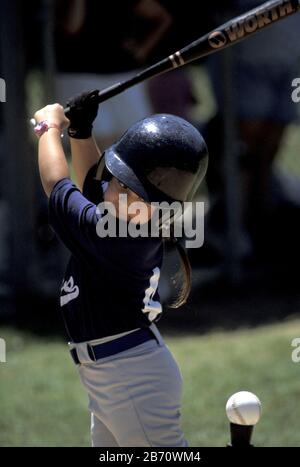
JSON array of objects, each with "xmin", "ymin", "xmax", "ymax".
[{"xmin": 142, "ymin": 267, "xmax": 162, "ymax": 322}]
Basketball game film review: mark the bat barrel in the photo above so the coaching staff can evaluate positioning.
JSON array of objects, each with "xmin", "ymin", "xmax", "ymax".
[{"xmin": 180, "ymin": 0, "xmax": 300, "ymax": 63}]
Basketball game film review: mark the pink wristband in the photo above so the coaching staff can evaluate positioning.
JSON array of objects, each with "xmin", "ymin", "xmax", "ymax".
[{"xmin": 33, "ymin": 121, "xmax": 63, "ymax": 138}]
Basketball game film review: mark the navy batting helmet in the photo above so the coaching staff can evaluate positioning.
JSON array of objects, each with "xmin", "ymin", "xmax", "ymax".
[{"xmin": 96, "ymin": 114, "xmax": 208, "ymax": 203}]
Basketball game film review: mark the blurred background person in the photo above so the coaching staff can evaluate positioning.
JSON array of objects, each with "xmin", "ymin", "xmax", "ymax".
[
  {"xmin": 54, "ymin": 0, "xmax": 172, "ymax": 148},
  {"xmin": 147, "ymin": 1, "xmax": 226, "ymax": 123},
  {"xmin": 199, "ymin": 0, "xmax": 300, "ymax": 275}
]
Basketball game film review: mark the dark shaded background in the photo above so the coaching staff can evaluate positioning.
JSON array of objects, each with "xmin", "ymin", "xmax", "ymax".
[{"xmin": 0, "ymin": 0, "xmax": 300, "ymax": 339}]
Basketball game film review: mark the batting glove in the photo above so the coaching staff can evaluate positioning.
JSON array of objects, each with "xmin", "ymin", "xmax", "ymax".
[{"xmin": 65, "ymin": 89, "xmax": 99, "ymax": 139}]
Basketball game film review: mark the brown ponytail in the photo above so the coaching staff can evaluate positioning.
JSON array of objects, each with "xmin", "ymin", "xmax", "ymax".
[{"xmin": 164, "ymin": 227, "xmax": 192, "ymax": 309}]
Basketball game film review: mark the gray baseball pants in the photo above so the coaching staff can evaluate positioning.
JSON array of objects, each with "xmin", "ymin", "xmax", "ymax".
[{"xmin": 68, "ymin": 323, "xmax": 188, "ymax": 447}]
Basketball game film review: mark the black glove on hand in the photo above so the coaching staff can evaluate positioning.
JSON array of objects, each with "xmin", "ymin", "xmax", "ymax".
[{"xmin": 65, "ymin": 89, "xmax": 99, "ymax": 139}]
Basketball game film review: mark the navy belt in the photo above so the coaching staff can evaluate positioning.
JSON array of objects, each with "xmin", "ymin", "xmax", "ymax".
[{"xmin": 70, "ymin": 327, "xmax": 159, "ymax": 365}]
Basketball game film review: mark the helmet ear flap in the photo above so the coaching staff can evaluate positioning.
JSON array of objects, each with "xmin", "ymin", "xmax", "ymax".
[
  {"xmin": 102, "ymin": 166, "xmax": 113, "ymax": 182},
  {"xmin": 95, "ymin": 153, "xmax": 113, "ymax": 182}
]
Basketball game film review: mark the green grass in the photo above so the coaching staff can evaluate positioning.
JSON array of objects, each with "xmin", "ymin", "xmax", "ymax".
[
  {"xmin": 0, "ymin": 319, "xmax": 300, "ymax": 446},
  {"xmin": 276, "ymin": 123, "xmax": 300, "ymax": 177}
]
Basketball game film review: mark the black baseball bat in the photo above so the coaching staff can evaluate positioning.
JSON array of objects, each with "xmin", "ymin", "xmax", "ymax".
[{"xmin": 63, "ymin": 0, "xmax": 300, "ymax": 113}]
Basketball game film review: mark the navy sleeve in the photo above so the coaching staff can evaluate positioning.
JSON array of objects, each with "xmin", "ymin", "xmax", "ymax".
[
  {"xmin": 82, "ymin": 163, "xmax": 104, "ymax": 204},
  {"xmin": 48, "ymin": 178, "xmax": 105, "ymax": 264}
]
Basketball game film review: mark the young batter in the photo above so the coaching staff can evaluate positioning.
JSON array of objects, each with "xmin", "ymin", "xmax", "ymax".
[{"xmin": 33, "ymin": 90, "xmax": 208, "ymax": 447}]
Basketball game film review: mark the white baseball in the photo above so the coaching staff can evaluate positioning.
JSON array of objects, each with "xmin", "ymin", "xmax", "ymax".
[{"xmin": 226, "ymin": 391, "xmax": 262, "ymax": 426}]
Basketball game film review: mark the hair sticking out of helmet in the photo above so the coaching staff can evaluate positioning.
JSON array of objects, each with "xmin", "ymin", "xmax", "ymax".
[{"xmin": 168, "ymin": 233, "xmax": 192, "ymax": 309}]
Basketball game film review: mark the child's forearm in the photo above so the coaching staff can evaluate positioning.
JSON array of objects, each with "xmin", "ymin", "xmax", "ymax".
[
  {"xmin": 38, "ymin": 129, "xmax": 70, "ymax": 197},
  {"xmin": 70, "ymin": 136, "xmax": 101, "ymax": 191}
]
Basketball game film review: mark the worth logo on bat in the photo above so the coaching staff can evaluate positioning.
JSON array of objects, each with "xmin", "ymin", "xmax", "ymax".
[
  {"xmin": 208, "ymin": 31, "xmax": 227, "ymax": 49},
  {"xmin": 209, "ymin": 0, "xmax": 299, "ymax": 50}
]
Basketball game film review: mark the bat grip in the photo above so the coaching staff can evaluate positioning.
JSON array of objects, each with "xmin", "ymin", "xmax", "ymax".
[{"xmin": 63, "ymin": 82, "xmax": 128, "ymax": 115}]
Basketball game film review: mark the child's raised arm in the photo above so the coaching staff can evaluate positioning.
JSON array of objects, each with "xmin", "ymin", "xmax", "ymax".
[
  {"xmin": 34, "ymin": 103, "xmax": 70, "ymax": 197},
  {"xmin": 66, "ymin": 89, "xmax": 101, "ymax": 190}
]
